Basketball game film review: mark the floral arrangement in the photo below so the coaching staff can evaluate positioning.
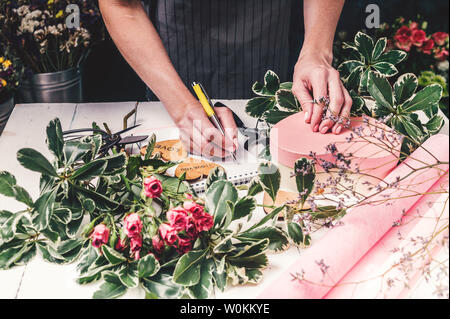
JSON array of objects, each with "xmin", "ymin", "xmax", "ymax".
[
  {"xmin": 0, "ymin": 0, "xmax": 104, "ymax": 74},
  {"xmin": 0, "ymin": 118, "xmax": 345, "ymax": 298},
  {"xmin": 0, "ymin": 47, "xmax": 22, "ymax": 103}
]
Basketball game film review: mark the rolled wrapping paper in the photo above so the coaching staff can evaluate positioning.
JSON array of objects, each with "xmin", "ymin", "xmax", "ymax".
[
  {"xmin": 270, "ymin": 112, "xmax": 402, "ymax": 194},
  {"xmin": 325, "ymin": 174, "xmax": 449, "ymax": 299},
  {"xmin": 259, "ymin": 134, "xmax": 449, "ymax": 299}
]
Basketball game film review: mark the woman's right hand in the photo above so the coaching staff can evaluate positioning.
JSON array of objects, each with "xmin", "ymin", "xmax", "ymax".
[{"xmin": 173, "ymin": 101, "xmax": 238, "ymax": 159}]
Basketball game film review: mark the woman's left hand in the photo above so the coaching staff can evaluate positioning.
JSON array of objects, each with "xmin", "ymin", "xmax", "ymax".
[{"xmin": 292, "ymin": 52, "xmax": 352, "ymax": 135}]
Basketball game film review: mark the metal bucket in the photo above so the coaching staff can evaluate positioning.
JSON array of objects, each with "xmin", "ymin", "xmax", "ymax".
[
  {"xmin": 0, "ymin": 97, "xmax": 14, "ymax": 135},
  {"xmin": 18, "ymin": 67, "xmax": 83, "ymax": 103}
]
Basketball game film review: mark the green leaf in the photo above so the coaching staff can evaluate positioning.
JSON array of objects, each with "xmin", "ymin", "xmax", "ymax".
[
  {"xmin": 145, "ymin": 134, "xmax": 156, "ymax": 160},
  {"xmin": 0, "ymin": 171, "xmax": 33, "ymax": 207},
  {"xmin": 398, "ymin": 115, "xmax": 424, "ymax": 142},
  {"xmin": 355, "ymin": 32, "xmax": 374, "ymax": 63},
  {"xmin": 279, "ymin": 82, "xmax": 293, "ymax": 90},
  {"xmin": 311, "ymin": 206, "xmax": 347, "ymax": 219},
  {"xmin": 172, "ymin": 249, "xmax": 208, "ymax": 286},
  {"xmin": 264, "ymin": 109, "xmax": 297, "ymax": 125},
  {"xmin": 377, "ymin": 50, "xmax": 407, "ymax": 65},
  {"xmin": 101, "ymin": 245, "xmax": 127, "ymax": 265},
  {"xmin": 53, "ymin": 208, "xmax": 72, "ymax": 224},
  {"xmin": 72, "ymin": 184, "xmax": 120, "ymax": 211},
  {"xmin": 77, "ymin": 245, "xmax": 99, "ymax": 275},
  {"xmin": 338, "ymin": 60, "xmax": 364, "ymax": 81},
  {"xmin": 32, "ymin": 187, "xmax": 59, "ymax": 231},
  {"xmin": 189, "ymin": 259, "xmax": 214, "ymax": 299},
  {"xmin": 245, "ymin": 205, "xmax": 285, "ymax": 233},
  {"xmin": 294, "ymin": 158, "xmax": 315, "ymax": 204},
  {"xmin": 142, "ymin": 273, "xmax": 184, "ymax": 299},
  {"xmin": 258, "ymin": 162, "xmax": 280, "ymax": 203},
  {"xmin": 252, "ymin": 81, "xmax": 273, "ymax": 97},
  {"xmin": 236, "ymin": 226, "xmax": 289, "ymax": 252},
  {"xmin": 37, "ymin": 242, "xmax": 66, "ymax": 264},
  {"xmin": 287, "ymin": 222, "xmax": 304, "ymax": 245},
  {"xmin": 0, "ymin": 243, "xmax": 29, "ymax": 269},
  {"xmin": 70, "ymin": 159, "xmax": 107, "ymax": 181},
  {"xmin": 394, "ymin": 73, "xmax": 418, "ymax": 104},
  {"xmin": 346, "ymin": 66, "xmax": 364, "ymax": 90},
  {"xmin": 264, "ymin": 70, "xmax": 280, "ymax": 95},
  {"xmin": 402, "ymin": 84, "xmax": 443, "ymax": 113},
  {"xmin": 275, "ymin": 89, "xmax": 299, "ymax": 111},
  {"xmin": 205, "ymin": 166, "xmax": 227, "ymax": 189},
  {"xmin": 103, "ymin": 153, "xmax": 127, "ymax": 176},
  {"xmin": 138, "ymin": 253, "xmax": 160, "ymax": 278},
  {"xmin": 46, "ymin": 118, "xmax": 64, "ymax": 161},
  {"xmin": 372, "ymin": 37, "xmax": 387, "ymax": 61},
  {"xmin": 372, "ymin": 62, "xmax": 398, "ymax": 77},
  {"xmin": 63, "ymin": 141, "xmax": 92, "ymax": 166},
  {"xmin": 233, "ymin": 196, "xmax": 257, "ymax": 221},
  {"xmin": 228, "ymin": 253, "xmax": 268, "ymax": 269},
  {"xmin": 205, "ymin": 180, "xmax": 238, "ymax": 227},
  {"xmin": 425, "ymin": 115, "xmax": 444, "ymax": 135},
  {"xmin": 93, "ymin": 271, "xmax": 127, "ymax": 299},
  {"xmin": 359, "ymin": 68, "xmax": 370, "ymax": 92},
  {"xmin": 245, "ymin": 97, "xmax": 275, "ymax": 118},
  {"xmin": 17, "ymin": 148, "xmax": 58, "ymax": 177},
  {"xmin": 213, "ymin": 237, "xmax": 235, "ymax": 254},
  {"xmin": 247, "ymin": 177, "xmax": 263, "ymax": 196},
  {"xmin": 368, "ymin": 72, "xmax": 394, "ymax": 110},
  {"xmin": 118, "ymin": 264, "xmax": 139, "ymax": 288},
  {"xmin": 230, "ymin": 239, "xmax": 269, "ymax": 259}
]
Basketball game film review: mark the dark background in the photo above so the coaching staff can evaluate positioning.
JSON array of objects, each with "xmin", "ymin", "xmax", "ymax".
[{"xmin": 82, "ymin": 0, "xmax": 449, "ymax": 103}]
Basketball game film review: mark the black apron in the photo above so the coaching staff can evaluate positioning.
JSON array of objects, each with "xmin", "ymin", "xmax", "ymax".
[{"xmin": 144, "ymin": 0, "xmax": 297, "ymax": 100}]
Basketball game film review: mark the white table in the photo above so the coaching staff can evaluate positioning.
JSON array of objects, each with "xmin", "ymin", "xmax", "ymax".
[{"xmin": 0, "ymin": 101, "xmax": 448, "ymax": 299}]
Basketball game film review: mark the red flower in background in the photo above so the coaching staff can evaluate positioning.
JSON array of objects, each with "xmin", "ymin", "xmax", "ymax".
[
  {"xmin": 432, "ymin": 32, "xmax": 449, "ymax": 46},
  {"xmin": 394, "ymin": 26, "xmax": 413, "ymax": 51},
  {"xmin": 130, "ymin": 235, "xmax": 143, "ymax": 260},
  {"xmin": 115, "ymin": 238, "xmax": 126, "ymax": 251},
  {"xmin": 435, "ymin": 48, "xmax": 449, "ymax": 61},
  {"xmin": 159, "ymin": 223, "xmax": 178, "ymax": 245},
  {"xmin": 183, "ymin": 201, "xmax": 205, "ymax": 219},
  {"xmin": 411, "ymin": 29, "xmax": 426, "ymax": 47},
  {"xmin": 167, "ymin": 207, "xmax": 188, "ymax": 231},
  {"xmin": 152, "ymin": 235, "xmax": 165, "ymax": 254},
  {"xmin": 177, "ymin": 238, "xmax": 193, "ymax": 254},
  {"xmin": 184, "ymin": 215, "xmax": 198, "ymax": 238},
  {"xmin": 420, "ymin": 38, "xmax": 435, "ymax": 54},
  {"xmin": 91, "ymin": 224, "xmax": 109, "ymax": 248}
]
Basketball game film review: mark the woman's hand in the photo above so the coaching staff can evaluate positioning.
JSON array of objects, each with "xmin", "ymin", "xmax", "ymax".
[
  {"xmin": 292, "ymin": 52, "xmax": 352, "ymax": 135},
  {"xmin": 173, "ymin": 102, "xmax": 238, "ymax": 159}
]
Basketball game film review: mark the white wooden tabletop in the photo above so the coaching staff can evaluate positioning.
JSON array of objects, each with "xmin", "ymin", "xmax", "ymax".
[{"xmin": 0, "ymin": 101, "xmax": 448, "ymax": 299}]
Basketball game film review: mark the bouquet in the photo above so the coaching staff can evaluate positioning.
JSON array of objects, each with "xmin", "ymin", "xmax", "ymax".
[
  {"xmin": 0, "ymin": 47, "xmax": 22, "ymax": 103},
  {"xmin": 1, "ymin": 118, "xmax": 344, "ymax": 299},
  {"xmin": 0, "ymin": 0, "xmax": 104, "ymax": 74}
]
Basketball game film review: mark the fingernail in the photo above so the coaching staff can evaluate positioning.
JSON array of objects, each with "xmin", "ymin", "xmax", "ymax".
[
  {"xmin": 321, "ymin": 126, "xmax": 329, "ymax": 134},
  {"xmin": 304, "ymin": 112, "xmax": 309, "ymax": 122},
  {"xmin": 336, "ymin": 126, "xmax": 342, "ymax": 134},
  {"xmin": 314, "ymin": 124, "xmax": 319, "ymax": 132}
]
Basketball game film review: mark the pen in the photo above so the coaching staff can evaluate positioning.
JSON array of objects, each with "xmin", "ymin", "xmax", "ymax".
[{"xmin": 191, "ymin": 82, "xmax": 237, "ymax": 161}]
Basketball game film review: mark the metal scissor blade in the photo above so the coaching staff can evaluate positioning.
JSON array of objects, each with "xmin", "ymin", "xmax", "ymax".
[
  {"xmin": 119, "ymin": 135, "xmax": 149, "ymax": 145},
  {"xmin": 115, "ymin": 124, "xmax": 142, "ymax": 136},
  {"xmin": 62, "ymin": 128, "xmax": 107, "ymax": 136}
]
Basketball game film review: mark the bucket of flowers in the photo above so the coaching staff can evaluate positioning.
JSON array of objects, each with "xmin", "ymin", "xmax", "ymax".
[
  {"xmin": 0, "ymin": 46, "xmax": 22, "ymax": 135},
  {"xmin": 0, "ymin": 0, "xmax": 104, "ymax": 103}
]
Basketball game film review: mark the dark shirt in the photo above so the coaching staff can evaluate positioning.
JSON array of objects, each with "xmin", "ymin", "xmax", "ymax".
[{"xmin": 144, "ymin": 0, "xmax": 302, "ymax": 100}]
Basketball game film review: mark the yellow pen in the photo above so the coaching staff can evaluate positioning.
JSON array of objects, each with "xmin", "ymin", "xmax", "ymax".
[{"xmin": 192, "ymin": 82, "xmax": 237, "ymax": 160}]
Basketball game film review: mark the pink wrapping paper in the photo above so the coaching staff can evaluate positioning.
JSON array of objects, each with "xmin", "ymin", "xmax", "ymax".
[{"xmin": 259, "ymin": 134, "xmax": 449, "ymax": 299}]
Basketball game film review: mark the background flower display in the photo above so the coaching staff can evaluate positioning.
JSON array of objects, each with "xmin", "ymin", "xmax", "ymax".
[
  {"xmin": 0, "ymin": 0, "xmax": 104, "ymax": 74},
  {"xmin": 0, "ymin": 47, "xmax": 22, "ymax": 103}
]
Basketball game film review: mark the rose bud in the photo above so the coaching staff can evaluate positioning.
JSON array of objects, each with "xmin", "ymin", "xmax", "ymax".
[
  {"xmin": 130, "ymin": 235, "xmax": 143, "ymax": 261},
  {"xmin": 91, "ymin": 224, "xmax": 110, "ymax": 248},
  {"xmin": 159, "ymin": 223, "xmax": 178, "ymax": 246},
  {"xmin": 184, "ymin": 215, "xmax": 198, "ymax": 238},
  {"xmin": 143, "ymin": 176, "xmax": 163, "ymax": 198},
  {"xmin": 195, "ymin": 213, "xmax": 214, "ymax": 232},
  {"xmin": 152, "ymin": 235, "xmax": 165, "ymax": 254},
  {"xmin": 166, "ymin": 207, "xmax": 188, "ymax": 231},
  {"xmin": 115, "ymin": 238, "xmax": 127, "ymax": 251},
  {"xmin": 183, "ymin": 201, "xmax": 205, "ymax": 219},
  {"xmin": 177, "ymin": 238, "xmax": 193, "ymax": 254},
  {"xmin": 124, "ymin": 213, "xmax": 143, "ymax": 238}
]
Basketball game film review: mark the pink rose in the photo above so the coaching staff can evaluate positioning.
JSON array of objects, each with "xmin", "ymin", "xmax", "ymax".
[
  {"xmin": 124, "ymin": 213, "xmax": 143, "ymax": 238},
  {"xmin": 91, "ymin": 224, "xmax": 109, "ymax": 248},
  {"xmin": 143, "ymin": 176, "xmax": 163, "ymax": 198},
  {"xmin": 435, "ymin": 48, "xmax": 449, "ymax": 61},
  {"xmin": 115, "ymin": 238, "xmax": 127, "ymax": 251},
  {"xmin": 159, "ymin": 223, "xmax": 178, "ymax": 246},
  {"xmin": 152, "ymin": 235, "xmax": 165, "ymax": 254},
  {"xmin": 130, "ymin": 235, "xmax": 142, "ymax": 261},
  {"xmin": 432, "ymin": 32, "xmax": 449, "ymax": 46},
  {"xmin": 409, "ymin": 21, "xmax": 419, "ymax": 30},
  {"xmin": 394, "ymin": 26, "xmax": 412, "ymax": 51},
  {"xmin": 183, "ymin": 201, "xmax": 205, "ymax": 219},
  {"xmin": 420, "ymin": 38, "xmax": 435, "ymax": 54},
  {"xmin": 177, "ymin": 238, "xmax": 193, "ymax": 254},
  {"xmin": 195, "ymin": 213, "xmax": 214, "ymax": 232},
  {"xmin": 184, "ymin": 215, "xmax": 198, "ymax": 238},
  {"xmin": 411, "ymin": 29, "xmax": 426, "ymax": 47},
  {"xmin": 167, "ymin": 207, "xmax": 188, "ymax": 231}
]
